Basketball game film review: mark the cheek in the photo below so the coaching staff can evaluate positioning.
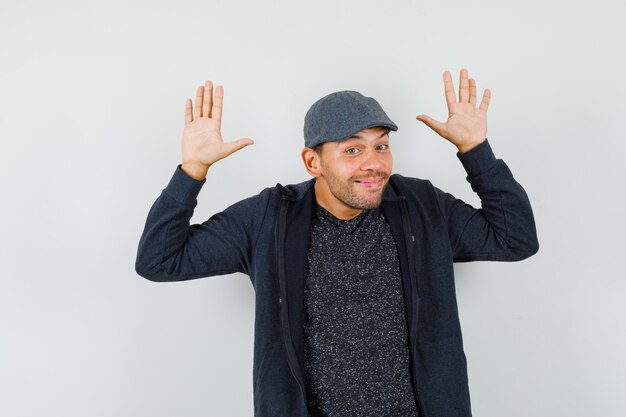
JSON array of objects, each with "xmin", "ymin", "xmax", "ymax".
[
  {"xmin": 322, "ymin": 158, "xmax": 358, "ymax": 180},
  {"xmin": 382, "ymin": 153, "xmax": 393, "ymax": 171}
]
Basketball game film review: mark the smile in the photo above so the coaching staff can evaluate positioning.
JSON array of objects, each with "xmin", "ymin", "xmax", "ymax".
[{"xmin": 354, "ymin": 178, "xmax": 385, "ymax": 188}]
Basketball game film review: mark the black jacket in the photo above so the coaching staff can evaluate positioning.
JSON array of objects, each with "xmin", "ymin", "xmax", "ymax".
[{"xmin": 135, "ymin": 139, "xmax": 539, "ymax": 416}]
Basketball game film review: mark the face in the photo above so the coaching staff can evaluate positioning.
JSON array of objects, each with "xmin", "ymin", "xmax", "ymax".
[{"xmin": 313, "ymin": 126, "xmax": 392, "ymax": 216}]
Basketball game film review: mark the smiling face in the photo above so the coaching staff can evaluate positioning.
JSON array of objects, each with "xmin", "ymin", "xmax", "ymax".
[{"xmin": 301, "ymin": 126, "xmax": 393, "ymax": 220}]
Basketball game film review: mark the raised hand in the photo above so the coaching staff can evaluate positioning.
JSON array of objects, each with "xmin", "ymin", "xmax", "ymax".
[
  {"xmin": 416, "ymin": 68, "xmax": 491, "ymax": 154},
  {"xmin": 181, "ymin": 80, "xmax": 254, "ymax": 180}
]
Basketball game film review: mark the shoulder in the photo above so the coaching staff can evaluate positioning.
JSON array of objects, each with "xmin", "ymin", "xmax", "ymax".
[
  {"xmin": 390, "ymin": 173, "xmax": 431, "ymax": 187},
  {"xmin": 388, "ymin": 174, "xmax": 446, "ymax": 216},
  {"xmin": 388, "ymin": 173, "xmax": 445, "ymax": 210},
  {"xmin": 229, "ymin": 178, "xmax": 315, "ymax": 213},
  {"xmin": 389, "ymin": 173, "xmax": 435, "ymax": 197},
  {"xmin": 276, "ymin": 178, "xmax": 316, "ymax": 201}
]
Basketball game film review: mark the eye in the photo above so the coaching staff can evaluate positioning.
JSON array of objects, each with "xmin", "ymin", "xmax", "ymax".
[
  {"xmin": 377, "ymin": 144, "xmax": 389, "ymax": 151},
  {"xmin": 345, "ymin": 147, "xmax": 360, "ymax": 155}
]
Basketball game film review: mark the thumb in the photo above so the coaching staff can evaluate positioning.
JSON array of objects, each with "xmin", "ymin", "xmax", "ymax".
[
  {"xmin": 222, "ymin": 138, "xmax": 254, "ymax": 157},
  {"xmin": 416, "ymin": 114, "xmax": 446, "ymax": 138}
]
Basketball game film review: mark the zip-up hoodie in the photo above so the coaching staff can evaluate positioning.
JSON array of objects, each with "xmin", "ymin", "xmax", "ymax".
[{"xmin": 135, "ymin": 139, "xmax": 539, "ymax": 416}]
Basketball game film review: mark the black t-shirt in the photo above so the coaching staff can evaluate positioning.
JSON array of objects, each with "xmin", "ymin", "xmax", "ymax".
[{"xmin": 302, "ymin": 204, "xmax": 418, "ymax": 417}]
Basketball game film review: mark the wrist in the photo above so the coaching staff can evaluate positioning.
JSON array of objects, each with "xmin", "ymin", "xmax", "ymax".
[
  {"xmin": 456, "ymin": 138, "xmax": 497, "ymax": 178},
  {"xmin": 181, "ymin": 162, "xmax": 209, "ymax": 181},
  {"xmin": 456, "ymin": 138, "xmax": 486, "ymax": 154}
]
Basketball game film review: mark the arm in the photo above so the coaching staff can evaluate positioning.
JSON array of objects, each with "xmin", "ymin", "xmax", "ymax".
[
  {"xmin": 432, "ymin": 139, "xmax": 539, "ymax": 262},
  {"xmin": 416, "ymin": 68, "xmax": 538, "ymax": 261},
  {"xmin": 135, "ymin": 80, "xmax": 257, "ymax": 281},
  {"xmin": 135, "ymin": 165, "xmax": 270, "ymax": 281}
]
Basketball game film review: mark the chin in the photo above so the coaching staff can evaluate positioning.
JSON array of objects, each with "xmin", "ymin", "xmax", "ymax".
[
  {"xmin": 353, "ymin": 194, "xmax": 384, "ymax": 210},
  {"xmin": 347, "ymin": 187, "xmax": 385, "ymax": 209}
]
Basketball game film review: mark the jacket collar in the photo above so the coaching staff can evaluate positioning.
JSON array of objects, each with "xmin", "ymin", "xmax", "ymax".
[{"xmin": 276, "ymin": 178, "xmax": 315, "ymax": 201}]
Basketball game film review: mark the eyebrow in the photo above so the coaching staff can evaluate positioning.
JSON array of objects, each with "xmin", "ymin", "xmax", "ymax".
[{"xmin": 348, "ymin": 129, "xmax": 390, "ymax": 140}]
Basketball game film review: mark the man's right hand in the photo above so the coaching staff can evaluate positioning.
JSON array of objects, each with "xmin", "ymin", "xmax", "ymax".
[{"xmin": 181, "ymin": 80, "xmax": 254, "ymax": 181}]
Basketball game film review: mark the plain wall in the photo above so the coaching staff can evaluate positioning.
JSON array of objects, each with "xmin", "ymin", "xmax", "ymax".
[{"xmin": 2, "ymin": 0, "xmax": 625, "ymax": 416}]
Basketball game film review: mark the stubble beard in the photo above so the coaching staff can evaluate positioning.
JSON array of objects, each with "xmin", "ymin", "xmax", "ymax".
[{"xmin": 323, "ymin": 168, "xmax": 389, "ymax": 210}]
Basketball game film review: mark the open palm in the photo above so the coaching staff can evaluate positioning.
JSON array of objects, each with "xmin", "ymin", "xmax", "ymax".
[
  {"xmin": 182, "ymin": 80, "xmax": 253, "ymax": 169},
  {"xmin": 416, "ymin": 68, "xmax": 491, "ymax": 154}
]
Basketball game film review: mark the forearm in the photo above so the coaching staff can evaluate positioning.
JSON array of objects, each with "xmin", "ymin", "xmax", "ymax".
[
  {"xmin": 135, "ymin": 165, "xmax": 207, "ymax": 281},
  {"xmin": 442, "ymin": 139, "xmax": 539, "ymax": 262},
  {"xmin": 135, "ymin": 165, "xmax": 264, "ymax": 281}
]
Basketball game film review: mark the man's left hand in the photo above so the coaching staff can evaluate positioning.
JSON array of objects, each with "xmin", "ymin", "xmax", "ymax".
[{"xmin": 416, "ymin": 68, "xmax": 491, "ymax": 154}]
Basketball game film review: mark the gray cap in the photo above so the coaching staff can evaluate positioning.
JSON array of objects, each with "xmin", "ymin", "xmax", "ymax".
[{"xmin": 303, "ymin": 90, "xmax": 398, "ymax": 148}]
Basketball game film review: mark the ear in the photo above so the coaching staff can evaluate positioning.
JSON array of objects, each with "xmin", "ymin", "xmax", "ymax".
[{"xmin": 301, "ymin": 147, "xmax": 322, "ymax": 177}]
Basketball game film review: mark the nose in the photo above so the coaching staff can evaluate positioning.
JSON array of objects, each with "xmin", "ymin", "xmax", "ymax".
[{"xmin": 360, "ymin": 148, "xmax": 386, "ymax": 171}]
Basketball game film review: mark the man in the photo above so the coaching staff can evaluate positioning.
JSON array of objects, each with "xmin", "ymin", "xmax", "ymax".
[{"xmin": 135, "ymin": 68, "xmax": 539, "ymax": 417}]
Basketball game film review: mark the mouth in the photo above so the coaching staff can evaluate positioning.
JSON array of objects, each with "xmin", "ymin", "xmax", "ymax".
[{"xmin": 354, "ymin": 177, "xmax": 385, "ymax": 189}]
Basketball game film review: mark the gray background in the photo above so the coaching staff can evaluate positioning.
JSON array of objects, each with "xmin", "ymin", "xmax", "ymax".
[{"xmin": 2, "ymin": 0, "xmax": 625, "ymax": 416}]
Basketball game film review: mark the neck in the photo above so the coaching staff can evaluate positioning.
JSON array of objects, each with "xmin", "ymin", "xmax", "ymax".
[{"xmin": 313, "ymin": 180, "xmax": 363, "ymax": 220}]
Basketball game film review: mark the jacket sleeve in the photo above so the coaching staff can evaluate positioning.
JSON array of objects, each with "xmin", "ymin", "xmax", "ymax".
[
  {"xmin": 432, "ymin": 139, "xmax": 539, "ymax": 262},
  {"xmin": 134, "ymin": 164, "xmax": 271, "ymax": 282}
]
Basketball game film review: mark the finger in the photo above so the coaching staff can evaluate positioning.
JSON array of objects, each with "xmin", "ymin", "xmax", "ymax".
[
  {"xmin": 443, "ymin": 71, "xmax": 457, "ymax": 109},
  {"xmin": 459, "ymin": 68, "xmax": 469, "ymax": 103},
  {"xmin": 479, "ymin": 88, "xmax": 491, "ymax": 111},
  {"xmin": 194, "ymin": 85, "xmax": 203, "ymax": 119},
  {"xmin": 222, "ymin": 138, "xmax": 254, "ymax": 158},
  {"xmin": 203, "ymin": 80, "xmax": 213, "ymax": 118},
  {"xmin": 469, "ymin": 78, "xmax": 477, "ymax": 106},
  {"xmin": 184, "ymin": 99, "xmax": 193, "ymax": 124},
  {"xmin": 416, "ymin": 114, "xmax": 447, "ymax": 137},
  {"xmin": 212, "ymin": 85, "xmax": 224, "ymax": 128}
]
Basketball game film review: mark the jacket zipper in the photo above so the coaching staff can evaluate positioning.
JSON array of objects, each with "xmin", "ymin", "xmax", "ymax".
[
  {"xmin": 276, "ymin": 197, "xmax": 310, "ymax": 416},
  {"xmin": 400, "ymin": 198, "xmax": 427, "ymax": 417}
]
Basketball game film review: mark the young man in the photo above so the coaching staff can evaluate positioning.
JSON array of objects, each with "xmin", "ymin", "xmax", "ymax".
[{"xmin": 135, "ymin": 69, "xmax": 539, "ymax": 417}]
